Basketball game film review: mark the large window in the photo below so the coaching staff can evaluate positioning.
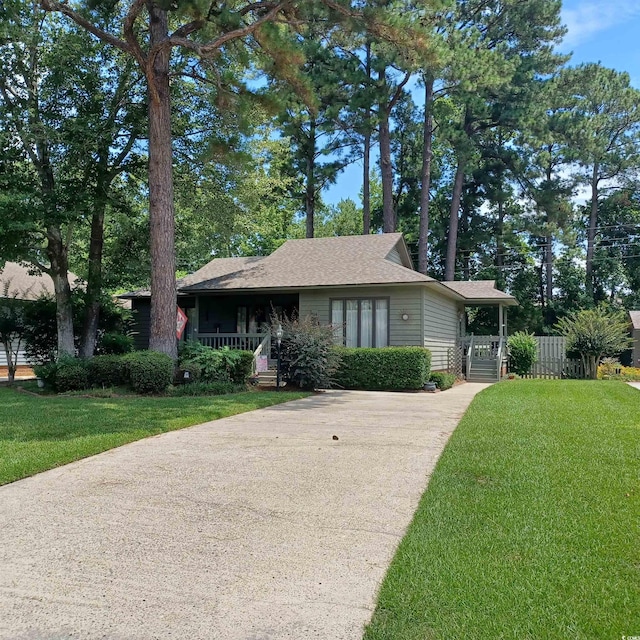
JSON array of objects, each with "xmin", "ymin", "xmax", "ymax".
[{"xmin": 330, "ymin": 298, "xmax": 389, "ymax": 347}]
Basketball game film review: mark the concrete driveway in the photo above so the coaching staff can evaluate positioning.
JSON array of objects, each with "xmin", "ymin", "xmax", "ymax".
[{"xmin": 0, "ymin": 385, "xmax": 488, "ymax": 640}]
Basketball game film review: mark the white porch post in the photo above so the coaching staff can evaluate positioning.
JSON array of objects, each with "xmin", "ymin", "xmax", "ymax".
[{"xmin": 498, "ymin": 304, "xmax": 505, "ymax": 338}]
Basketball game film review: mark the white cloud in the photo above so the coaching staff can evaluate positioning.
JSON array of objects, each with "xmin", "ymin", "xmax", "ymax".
[{"xmin": 562, "ymin": 0, "xmax": 640, "ymax": 48}]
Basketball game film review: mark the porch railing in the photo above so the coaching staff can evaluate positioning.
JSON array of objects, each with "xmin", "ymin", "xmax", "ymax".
[
  {"xmin": 252, "ymin": 332, "xmax": 272, "ymax": 376},
  {"xmin": 197, "ymin": 333, "xmax": 266, "ymax": 352}
]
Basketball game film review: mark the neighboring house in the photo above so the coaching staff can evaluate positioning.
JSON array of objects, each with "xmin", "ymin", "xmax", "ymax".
[
  {"xmin": 0, "ymin": 262, "xmax": 78, "ymax": 377},
  {"xmin": 123, "ymin": 234, "xmax": 518, "ymax": 380},
  {"xmin": 630, "ymin": 311, "xmax": 640, "ymax": 367}
]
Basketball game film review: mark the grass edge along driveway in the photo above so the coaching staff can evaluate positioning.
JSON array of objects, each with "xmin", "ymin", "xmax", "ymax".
[
  {"xmin": 0, "ymin": 387, "xmax": 309, "ymax": 486},
  {"xmin": 364, "ymin": 380, "xmax": 640, "ymax": 640}
]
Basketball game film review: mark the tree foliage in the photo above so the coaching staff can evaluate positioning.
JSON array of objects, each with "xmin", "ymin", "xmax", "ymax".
[{"xmin": 555, "ymin": 307, "xmax": 633, "ymax": 379}]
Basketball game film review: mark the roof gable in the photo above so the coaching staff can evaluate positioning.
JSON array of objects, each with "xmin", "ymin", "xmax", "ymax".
[
  {"xmin": 0, "ymin": 262, "xmax": 80, "ymax": 301},
  {"xmin": 178, "ymin": 234, "xmax": 433, "ymax": 292},
  {"xmin": 630, "ymin": 311, "xmax": 640, "ymax": 329}
]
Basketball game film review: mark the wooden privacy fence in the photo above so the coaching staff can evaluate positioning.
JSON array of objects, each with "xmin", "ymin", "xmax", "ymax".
[{"xmin": 516, "ymin": 336, "xmax": 584, "ymax": 379}]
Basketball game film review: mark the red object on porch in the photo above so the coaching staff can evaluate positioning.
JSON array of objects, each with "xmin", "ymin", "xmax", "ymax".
[{"xmin": 176, "ymin": 307, "xmax": 188, "ymax": 339}]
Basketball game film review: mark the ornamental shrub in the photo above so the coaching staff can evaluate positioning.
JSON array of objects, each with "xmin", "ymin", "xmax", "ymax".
[
  {"xmin": 597, "ymin": 358, "xmax": 640, "ymax": 381},
  {"xmin": 231, "ymin": 350, "xmax": 255, "ymax": 384},
  {"xmin": 507, "ymin": 332, "xmax": 538, "ymax": 376},
  {"xmin": 555, "ymin": 306, "xmax": 633, "ymax": 379},
  {"xmin": 88, "ymin": 355, "xmax": 127, "ymax": 388},
  {"xmin": 55, "ymin": 358, "xmax": 90, "ymax": 392},
  {"xmin": 278, "ymin": 315, "xmax": 341, "ymax": 390},
  {"xmin": 429, "ymin": 371, "xmax": 456, "ymax": 390},
  {"xmin": 333, "ymin": 347, "xmax": 431, "ymax": 391},
  {"xmin": 122, "ymin": 351, "xmax": 173, "ymax": 394},
  {"xmin": 178, "ymin": 344, "xmax": 254, "ymax": 384},
  {"xmin": 33, "ymin": 361, "xmax": 58, "ymax": 389}
]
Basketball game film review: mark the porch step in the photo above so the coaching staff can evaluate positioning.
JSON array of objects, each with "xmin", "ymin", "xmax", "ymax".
[
  {"xmin": 256, "ymin": 368, "xmax": 285, "ymax": 387},
  {"xmin": 468, "ymin": 358, "xmax": 500, "ymax": 382}
]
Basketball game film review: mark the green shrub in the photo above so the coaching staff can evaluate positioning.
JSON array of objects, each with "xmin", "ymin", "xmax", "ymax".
[
  {"xmin": 333, "ymin": 347, "xmax": 432, "ymax": 391},
  {"xmin": 166, "ymin": 381, "xmax": 241, "ymax": 397},
  {"xmin": 178, "ymin": 340, "xmax": 208, "ymax": 361},
  {"xmin": 176, "ymin": 359, "xmax": 203, "ymax": 383},
  {"xmin": 55, "ymin": 359, "xmax": 90, "ymax": 392},
  {"xmin": 429, "ymin": 371, "xmax": 456, "ymax": 390},
  {"xmin": 178, "ymin": 345, "xmax": 254, "ymax": 384},
  {"xmin": 33, "ymin": 361, "xmax": 58, "ymax": 388},
  {"xmin": 507, "ymin": 332, "xmax": 538, "ymax": 376},
  {"xmin": 33, "ymin": 356, "xmax": 90, "ymax": 392},
  {"xmin": 122, "ymin": 351, "xmax": 173, "ymax": 394},
  {"xmin": 97, "ymin": 332, "xmax": 133, "ymax": 355},
  {"xmin": 88, "ymin": 355, "xmax": 127, "ymax": 388},
  {"xmin": 555, "ymin": 306, "xmax": 633, "ymax": 379},
  {"xmin": 231, "ymin": 350, "xmax": 255, "ymax": 384},
  {"xmin": 278, "ymin": 315, "xmax": 341, "ymax": 390}
]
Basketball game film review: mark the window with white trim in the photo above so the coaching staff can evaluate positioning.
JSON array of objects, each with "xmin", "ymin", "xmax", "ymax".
[{"xmin": 330, "ymin": 298, "xmax": 389, "ymax": 347}]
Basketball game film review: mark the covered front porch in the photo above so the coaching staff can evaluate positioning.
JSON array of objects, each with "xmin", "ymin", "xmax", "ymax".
[
  {"xmin": 458, "ymin": 303, "xmax": 510, "ymax": 382},
  {"xmin": 183, "ymin": 292, "xmax": 298, "ymax": 358}
]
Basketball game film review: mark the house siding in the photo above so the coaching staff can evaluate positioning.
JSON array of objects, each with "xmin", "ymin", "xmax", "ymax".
[
  {"xmin": 299, "ymin": 286, "xmax": 423, "ymax": 346},
  {"xmin": 131, "ymin": 299, "xmax": 151, "ymax": 350},
  {"xmin": 386, "ymin": 248, "xmax": 403, "ymax": 266},
  {"xmin": 423, "ymin": 288, "xmax": 460, "ymax": 371},
  {"xmin": 633, "ymin": 328, "xmax": 640, "ymax": 367},
  {"xmin": 0, "ymin": 341, "xmax": 29, "ymax": 367}
]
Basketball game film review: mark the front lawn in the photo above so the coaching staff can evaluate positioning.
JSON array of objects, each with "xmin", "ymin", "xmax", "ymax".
[
  {"xmin": 0, "ymin": 387, "xmax": 309, "ymax": 486},
  {"xmin": 365, "ymin": 380, "xmax": 640, "ymax": 640}
]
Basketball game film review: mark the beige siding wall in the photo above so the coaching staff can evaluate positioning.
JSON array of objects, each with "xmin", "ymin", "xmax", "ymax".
[
  {"xmin": 633, "ymin": 329, "xmax": 640, "ymax": 367},
  {"xmin": 386, "ymin": 248, "xmax": 403, "ymax": 266},
  {"xmin": 298, "ymin": 286, "xmax": 423, "ymax": 346},
  {"xmin": 423, "ymin": 288, "xmax": 460, "ymax": 371}
]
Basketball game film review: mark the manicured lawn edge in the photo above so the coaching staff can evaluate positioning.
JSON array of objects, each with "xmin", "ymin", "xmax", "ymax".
[
  {"xmin": 0, "ymin": 387, "xmax": 310, "ymax": 486},
  {"xmin": 364, "ymin": 380, "xmax": 640, "ymax": 640}
]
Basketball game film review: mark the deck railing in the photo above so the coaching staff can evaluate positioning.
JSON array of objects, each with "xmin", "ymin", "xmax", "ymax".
[
  {"xmin": 197, "ymin": 333, "xmax": 266, "ymax": 352},
  {"xmin": 252, "ymin": 332, "xmax": 272, "ymax": 376}
]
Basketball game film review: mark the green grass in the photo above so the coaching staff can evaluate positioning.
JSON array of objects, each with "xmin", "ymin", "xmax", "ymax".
[
  {"xmin": 365, "ymin": 380, "xmax": 640, "ymax": 640},
  {"xmin": 0, "ymin": 386, "xmax": 309, "ymax": 486}
]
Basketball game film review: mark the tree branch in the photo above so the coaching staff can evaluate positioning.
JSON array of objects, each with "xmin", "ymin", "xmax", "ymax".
[
  {"xmin": 40, "ymin": 0, "xmax": 131, "ymax": 54},
  {"xmin": 123, "ymin": 0, "xmax": 147, "ymax": 67}
]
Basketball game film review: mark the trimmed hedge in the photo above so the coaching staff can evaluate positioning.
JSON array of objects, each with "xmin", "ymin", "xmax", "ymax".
[
  {"xmin": 34, "ymin": 356, "xmax": 90, "ymax": 392},
  {"xmin": 333, "ymin": 347, "xmax": 431, "ymax": 391},
  {"xmin": 55, "ymin": 361, "xmax": 90, "ymax": 392},
  {"xmin": 429, "ymin": 371, "xmax": 456, "ymax": 391},
  {"xmin": 122, "ymin": 350, "xmax": 173, "ymax": 394},
  {"xmin": 88, "ymin": 355, "xmax": 127, "ymax": 388}
]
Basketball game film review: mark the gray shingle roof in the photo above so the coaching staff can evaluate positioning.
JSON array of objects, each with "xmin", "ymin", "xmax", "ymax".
[
  {"xmin": 120, "ymin": 235, "xmax": 517, "ymax": 305},
  {"xmin": 179, "ymin": 234, "xmax": 434, "ymax": 292},
  {"xmin": 0, "ymin": 262, "xmax": 79, "ymax": 301},
  {"xmin": 442, "ymin": 280, "xmax": 518, "ymax": 305},
  {"xmin": 630, "ymin": 311, "xmax": 640, "ymax": 329}
]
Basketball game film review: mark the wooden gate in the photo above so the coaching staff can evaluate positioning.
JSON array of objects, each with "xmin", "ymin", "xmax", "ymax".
[{"xmin": 518, "ymin": 336, "xmax": 584, "ymax": 379}]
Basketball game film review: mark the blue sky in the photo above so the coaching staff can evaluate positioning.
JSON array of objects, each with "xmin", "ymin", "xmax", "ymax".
[{"xmin": 324, "ymin": 0, "xmax": 640, "ymax": 205}]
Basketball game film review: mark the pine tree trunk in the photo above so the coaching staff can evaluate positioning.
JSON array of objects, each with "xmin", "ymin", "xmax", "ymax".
[
  {"xmin": 363, "ymin": 130, "xmax": 371, "ymax": 235},
  {"xmin": 305, "ymin": 120, "xmax": 316, "ymax": 238},
  {"xmin": 545, "ymin": 233, "xmax": 553, "ymax": 303},
  {"xmin": 147, "ymin": 4, "xmax": 177, "ymax": 360},
  {"xmin": 362, "ymin": 42, "xmax": 371, "ymax": 236},
  {"xmin": 379, "ymin": 106, "xmax": 395, "ymax": 233},
  {"xmin": 586, "ymin": 163, "xmax": 599, "ymax": 300},
  {"xmin": 47, "ymin": 225, "xmax": 75, "ymax": 357},
  {"xmin": 496, "ymin": 197, "xmax": 504, "ymax": 286},
  {"xmin": 418, "ymin": 77, "xmax": 434, "ymax": 275},
  {"xmin": 444, "ymin": 160, "xmax": 465, "ymax": 281},
  {"xmin": 79, "ymin": 199, "xmax": 106, "ymax": 358}
]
